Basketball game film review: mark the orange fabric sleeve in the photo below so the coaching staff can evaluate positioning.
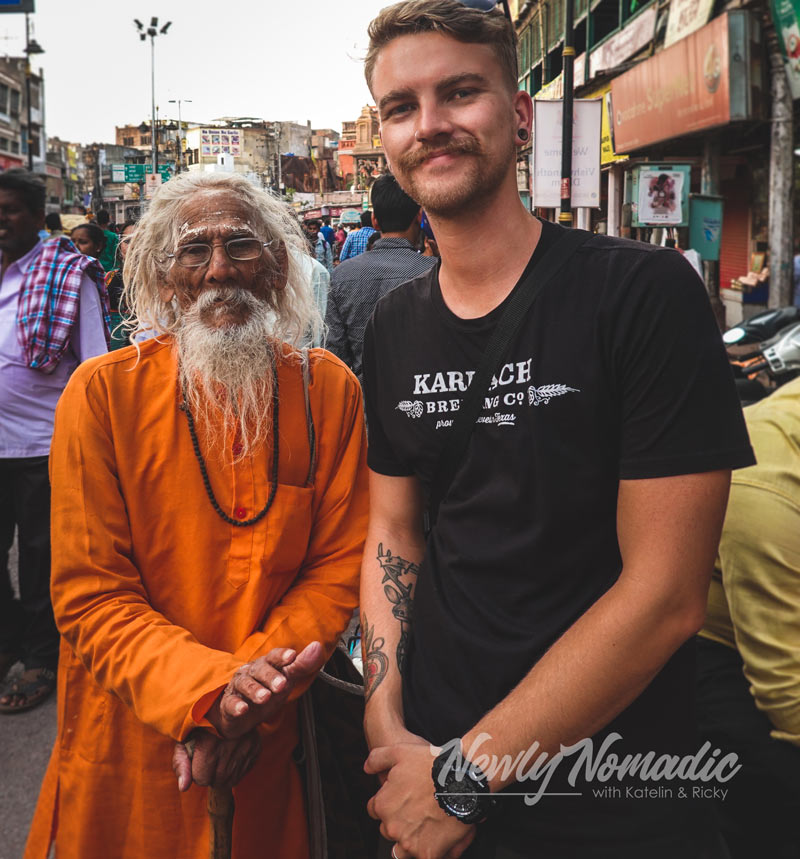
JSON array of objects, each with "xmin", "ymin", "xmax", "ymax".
[
  {"xmin": 226, "ymin": 357, "xmax": 368, "ymax": 701},
  {"xmin": 50, "ymin": 367, "xmax": 245, "ymax": 742}
]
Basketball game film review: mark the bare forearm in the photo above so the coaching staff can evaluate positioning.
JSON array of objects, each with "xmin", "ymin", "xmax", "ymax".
[
  {"xmin": 360, "ymin": 527, "xmax": 424, "ymax": 748},
  {"xmin": 462, "ymin": 571, "xmax": 704, "ymax": 790}
]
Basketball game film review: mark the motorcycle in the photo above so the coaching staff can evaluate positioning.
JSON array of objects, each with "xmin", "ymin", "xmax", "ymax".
[{"xmin": 724, "ymin": 307, "xmax": 800, "ymax": 404}]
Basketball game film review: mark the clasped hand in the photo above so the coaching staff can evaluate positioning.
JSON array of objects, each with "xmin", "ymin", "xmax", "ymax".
[
  {"xmin": 365, "ymin": 740, "xmax": 476, "ymax": 859},
  {"xmin": 172, "ymin": 641, "xmax": 325, "ymax": 791}
]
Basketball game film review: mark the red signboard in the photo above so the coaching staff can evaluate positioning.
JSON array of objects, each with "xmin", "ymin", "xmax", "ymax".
[
  {"xmin": 0, "ymin": 155, "xmax": 24, "ymax": 170},
  {"xmin": 610, "ymin": 13, "xmax": 731, "ymax": 153}
]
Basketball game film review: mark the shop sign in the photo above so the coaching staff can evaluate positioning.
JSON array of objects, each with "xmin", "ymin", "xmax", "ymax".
[
  {"xmin": 610, "ymin": 13, "xmax": 731, "ymax": 153},
  {"xmin": 665, "ymin": 0, "xmax": 714, "ymax": 48},
  {"xmin": 45, "ymin": 163, "xmax": 61, "ymax": 178},
  {"xmin": 533, "ymin": 99, "xmax": 602, "ymax": 208},
  {"xmin": 590, "ymin": 6, "xmax": 657, "ymax": 78},
  {"xmin": 535, "ymin": 54, "xmax": 586, "ymax": 101},
  {"xmin": 771, "ymin": 0, "xmax": 800, "ymax": 99},
  {"xmin": 0, "ymin": 154, "xmax": 23, "ymax": 169},
  {"xmin": 581, "ymin": 82, "xmax": 628, "ymax": 165}
]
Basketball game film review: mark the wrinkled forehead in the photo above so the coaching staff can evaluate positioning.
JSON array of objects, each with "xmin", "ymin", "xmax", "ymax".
[{"xmin": 176, "ymin": 190, "xmax": 258, "ymax": 242}]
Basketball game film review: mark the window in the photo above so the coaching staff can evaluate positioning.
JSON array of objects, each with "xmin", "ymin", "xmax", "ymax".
[
  {"xmin": 0, "ymin": 83, "xmax": 8, "ymax": 115},
  {"xmin": 11, "ymin": 139, "xmax": 19, "ymax": 154},
  {"xmin": 140, "ymin": 135, "xmax": 150, "ymax": 145},
  {"xmin": 9, "ymin": 89, "xmax": 19, "ymax": 117},
  {"xmin": 0, "ymin": 137, "xmax": 8, "ymax": 152},
  {"xmin": 531, "ymin": 11, "xmax": 542, "ymax": 65},
  {"xmin": 518, "ymin": 25, "xmax": 532, "ymax": 77},
  {"xmin": 29, "ymin": 84, "xmax": 39, "ymax": 110},
  {"xmin": 123, "ymin": 136, "xmax": 134, "ymax": 146},
  {"xmin": 575, "ymin": 0, "xmax": 589, "ymax": 21}
]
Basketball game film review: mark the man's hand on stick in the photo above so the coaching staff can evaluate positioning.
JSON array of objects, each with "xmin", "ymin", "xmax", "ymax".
[{"xmin": 172, "ymin": 728, "xmax": 261, "ymax": 792}]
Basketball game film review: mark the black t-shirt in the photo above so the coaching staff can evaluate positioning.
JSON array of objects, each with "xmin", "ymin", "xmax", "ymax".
[{"xmin": 362, "ymin": 221, "xmax": 754, "ymax": 853}]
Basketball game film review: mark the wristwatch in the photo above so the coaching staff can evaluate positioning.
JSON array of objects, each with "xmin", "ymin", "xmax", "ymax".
[{"xmin": 431, "ymin": 747, "xmax": 496, "ymax": 825}]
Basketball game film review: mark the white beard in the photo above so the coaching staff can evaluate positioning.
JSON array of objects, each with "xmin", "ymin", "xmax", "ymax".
[{"xmin": 175, "ymin": 287, "xmax": 276, "ymax": 462}]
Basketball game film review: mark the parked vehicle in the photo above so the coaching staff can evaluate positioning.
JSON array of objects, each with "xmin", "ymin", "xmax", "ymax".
[{"xmin": 725, "ymin": 308, "xmax": 800, "ymax": 404}]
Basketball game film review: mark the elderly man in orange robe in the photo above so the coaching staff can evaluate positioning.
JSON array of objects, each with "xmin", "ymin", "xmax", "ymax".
[{"xmin": 25, "ymin": 172, "xmax": 368, "ymax": 859}]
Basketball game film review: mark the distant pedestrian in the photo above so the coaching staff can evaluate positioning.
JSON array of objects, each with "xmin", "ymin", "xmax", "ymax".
[
  {"xmin": 320, "ymin": 215, "xmax": 335, "ymax": 247},
  {"xmin": 0, "ymin": 169, "xmax": 109, "ymax": 713},
  {"xmin": 70, "ymin": 223, "xmax": 106, "ymax": 265},
  {"xmin": 44, "ymin": 212, "xmax": 64, "ymax": 238},
  {"xmin": 306, "ymin": 218, "xmax": 333, "ymax": 273},
  {"xmin": 325, "ymin": 173, "xmax": 435, "ymax": 384},
  {"xmin": 338, "ymin": 210, "xmax": 376, "ymax": 262},
  {"xmin": 105, "ymin": 220, "xmax": 137, "ymax": 350},
  {"xmin": 95, "ymin": 209, "xmax": 119, "ymax": 273}
]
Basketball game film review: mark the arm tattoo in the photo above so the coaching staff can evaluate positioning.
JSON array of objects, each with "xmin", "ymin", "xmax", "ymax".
[
  {"xmin": 362, "ymin": 612, "xmax": 388, "ymax": 704},
  {"xmin": 376, "ymin": 542, "xmax": 419, "ymax": 675}
]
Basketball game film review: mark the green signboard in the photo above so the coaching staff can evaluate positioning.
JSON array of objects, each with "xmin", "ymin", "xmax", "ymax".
[
  {"xmin": 771, "ymin": 0, "xmax": 800, "ymax": 99},
  {"xmin": 112, "ymin": 163, "xmax": 173, "ymax": 183}
]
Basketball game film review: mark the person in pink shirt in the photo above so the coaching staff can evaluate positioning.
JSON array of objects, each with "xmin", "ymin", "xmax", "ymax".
[{"xmin": 0, "ymin": 169, "xmax": 109, "ymax": 712}]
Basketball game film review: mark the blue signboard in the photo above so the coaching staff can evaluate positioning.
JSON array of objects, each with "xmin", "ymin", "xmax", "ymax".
[
  {"xmin": 0, "ymin": 1, "xmax": 35, "ymax": 12},
  {"xmin": 689, "ymin": 194, "xmax": 724, "ymax": 261}
]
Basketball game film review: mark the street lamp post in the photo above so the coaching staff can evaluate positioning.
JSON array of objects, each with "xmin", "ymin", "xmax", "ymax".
[
  {"xmin": 134, "ymin": 17, "xmax": 172, "ymax": 175},
  {"xmin": 24, "ymin": 13, "xmax": 44, "ymax": 172},
  {"xmin": 168, "ymin": 98, "xmax": 191, "ymax": 173}
]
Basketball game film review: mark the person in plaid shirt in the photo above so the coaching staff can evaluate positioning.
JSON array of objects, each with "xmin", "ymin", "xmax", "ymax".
[
  {"xmin": 0, "ymin": 169, "xmax": 108, "ymax": 712},
  {"xmin": 338, "ymin": 210, "xmax": 377, "ymax": 262}
]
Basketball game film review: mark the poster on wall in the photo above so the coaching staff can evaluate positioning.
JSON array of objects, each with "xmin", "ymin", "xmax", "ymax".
[
  {"xmin": 637, "ymin": 168, "xmax": 685, "ymax": 225},
  {"xmin": 771, "ymin": 0, "xmax": 800, "ymax": 99}
]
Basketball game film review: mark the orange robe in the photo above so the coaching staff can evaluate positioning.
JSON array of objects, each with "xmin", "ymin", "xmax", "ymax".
[{"xmin": 25, "ymin": 337, "xmax": 368, "ymax": 859}]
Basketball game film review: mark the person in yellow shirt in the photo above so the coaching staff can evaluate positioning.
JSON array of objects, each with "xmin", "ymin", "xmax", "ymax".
[
  {"xmin": 25, "ymin": 172, "xmax": 369, "ymax": 859},
  {"xmin": 698, "ymin": 377, "xmax": 800, "ymax": 859}
]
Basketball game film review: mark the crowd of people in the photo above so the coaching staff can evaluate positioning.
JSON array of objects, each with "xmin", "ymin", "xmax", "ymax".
[{"xmin": 1, "ymin": 1, "xmax": 798, "ymax": 858}]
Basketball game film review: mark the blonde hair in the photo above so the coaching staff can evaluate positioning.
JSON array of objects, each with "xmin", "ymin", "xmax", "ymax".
[
  {"xmin": 365, "ymin": 0, "xmax": 518, "ymax": 94},
  {"xmin": 122, "ymin": 171, "xmax": 321, "ymax": 349}
]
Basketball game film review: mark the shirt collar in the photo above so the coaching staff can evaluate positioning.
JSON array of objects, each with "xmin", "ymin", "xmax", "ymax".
[
  {"xmin": 0, "ymin": 239, "xmax": 44, "ymax": 275},
  {"xmin": 371, "ymin": 237, "xmax": 418, "ymax": 251}
]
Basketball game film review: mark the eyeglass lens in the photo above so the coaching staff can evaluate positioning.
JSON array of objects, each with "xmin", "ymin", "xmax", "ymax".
[{"xmin": 175, "ymin": 238, "xmax": 264, "ymax": 267}]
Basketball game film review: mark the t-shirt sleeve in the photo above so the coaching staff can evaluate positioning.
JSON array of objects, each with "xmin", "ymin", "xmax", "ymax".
[
  {"xmin": 610, "ymin": 248, "xmax": 754, "ymax": 478},
  {"xmin": 362, "ymin": 313, "xmax": 414, "ymax": 476}
]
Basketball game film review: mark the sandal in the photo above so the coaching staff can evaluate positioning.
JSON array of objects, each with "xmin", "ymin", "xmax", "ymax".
[
  {"xmin": 0, "ymin": 666, "xmax": 56, "ymax": 713},
  {"xmin": 0, "ymin": 650, "xmax": 19, "ymax": 685}
]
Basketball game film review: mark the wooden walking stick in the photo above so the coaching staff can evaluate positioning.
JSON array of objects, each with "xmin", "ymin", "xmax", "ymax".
[
  {"xmin": 185, "ymin": 736, "xmax": 235, "ymax": 859},
  {"xmin": 208, "ymin": 786, "xmax": 235, "ymax": 859}
]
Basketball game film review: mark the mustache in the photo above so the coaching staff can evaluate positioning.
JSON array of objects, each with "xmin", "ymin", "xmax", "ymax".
[
  {"xmin": 191, "ymin": 286, "xmax": 263, "ymax": 313},
  {"xmin": 397, "ymin": 136, "xmax": 482, "ymax": 170}
]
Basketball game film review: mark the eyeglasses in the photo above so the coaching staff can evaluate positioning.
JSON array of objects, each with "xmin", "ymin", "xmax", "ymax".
[
  {"xmin": 457, "ymin": 0, "xmax": 511, "ymax": 19},
  {"xmin": 166, "ymin": 237, "xmax": 275, "ymax": 268}
]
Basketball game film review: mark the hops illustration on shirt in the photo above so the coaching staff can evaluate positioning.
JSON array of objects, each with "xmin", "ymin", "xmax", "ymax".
[
  {"xmin": 528, "ymin": 384, "xmax": 580, "ymax": 406},
  {"xmin": 397, "ymin": 400, "xmax": 424, "ymax": 419}
]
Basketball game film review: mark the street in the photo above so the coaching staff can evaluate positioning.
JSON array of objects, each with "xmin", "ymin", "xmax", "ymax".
[{"xmin": 0, "ymin": 543, "xmax": 57, "ymax": 859}]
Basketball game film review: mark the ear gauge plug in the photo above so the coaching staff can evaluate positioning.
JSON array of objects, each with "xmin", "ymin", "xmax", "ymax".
[{"xmin": 518, "ymin": 128, "xmax": 529, "ymax": 142}]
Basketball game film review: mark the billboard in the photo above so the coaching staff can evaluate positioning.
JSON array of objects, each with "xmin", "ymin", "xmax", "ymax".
[
  {"xmin": 771, "ymin": 0, "xmax": 800, "ymax": 99},
  {"xmin": 199, "ymin": 128, "xmax": 241, "ymax": 157},
  {"xmin": 610, "ymin": 13, "xmax": 731, "ymax": 153}
]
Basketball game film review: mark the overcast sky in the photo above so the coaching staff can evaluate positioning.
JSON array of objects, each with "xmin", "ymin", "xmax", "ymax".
[{"xmin": 3, "ymin": 0, "xmax": 381, "ymax": 145}]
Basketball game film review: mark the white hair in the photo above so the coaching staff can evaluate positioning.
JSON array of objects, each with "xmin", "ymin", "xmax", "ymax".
[{"xmin": 121, "ymin": 171, "xmax": 322, "ymax": 349}]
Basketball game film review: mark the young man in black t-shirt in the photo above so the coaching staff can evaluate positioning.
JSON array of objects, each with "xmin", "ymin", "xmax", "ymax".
[{"xmin": 359, "ymin": 3, "xmax": 754, "ymax": 858}]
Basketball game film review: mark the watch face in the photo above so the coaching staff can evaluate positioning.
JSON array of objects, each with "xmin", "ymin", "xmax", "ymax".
[{"xmin": 435, "ymin": 761, "xmax": 482, "ymax": 817}]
